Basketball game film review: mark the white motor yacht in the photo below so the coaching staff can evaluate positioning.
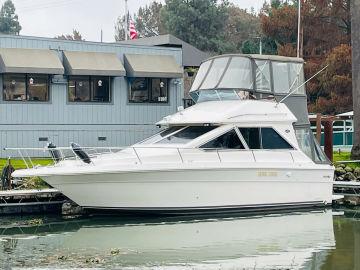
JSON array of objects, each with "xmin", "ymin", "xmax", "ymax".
[{"xmin": 12, "ymin": 54, "xmax": 334, "ymax": 214}]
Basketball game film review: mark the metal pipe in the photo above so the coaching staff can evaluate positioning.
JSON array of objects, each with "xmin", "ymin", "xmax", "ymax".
[{"xmin": 297, "ymin": 0, "xmax": 301, "ymax": 58}]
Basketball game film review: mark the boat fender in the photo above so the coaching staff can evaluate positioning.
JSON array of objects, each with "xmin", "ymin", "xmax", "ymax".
[
  {"xmin": 1, "ymin": 161, "xmax": 15, "ymax": 190},
  {"xmin": 47, "ymin": 142, "xmax": 62, "ymax": 163},
  {"xmin": 70, "ymin": 142, "xmax": 92, "ymax": 164}
]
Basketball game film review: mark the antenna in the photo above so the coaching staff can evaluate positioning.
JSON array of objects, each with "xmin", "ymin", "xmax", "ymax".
[
  {"xmin": 277, "ymin": 64, "xmax": 328, "ymax": 105},
  {"xmin": 124, "ymin": 0, "xmax": 128, "ymax": 41}
]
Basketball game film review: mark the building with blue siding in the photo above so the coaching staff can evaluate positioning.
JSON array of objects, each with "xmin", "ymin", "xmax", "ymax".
[{"xmin": 0, "ymin": 34, "xmax": 184, "ymax": 157}]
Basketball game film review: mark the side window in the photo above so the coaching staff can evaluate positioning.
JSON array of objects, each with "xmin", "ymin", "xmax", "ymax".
[
  {"xmin": 156, "ymin": 126, "xmax": 216, "ymax": 144},
  {"xmin": 200, "ymin": 129, "xmax": 244, "ymax": 149},
  {"xmin": 239, "ymin": 128, "xmax": 261, "ymax": 149},
  {"xmin": 261, "ymin": 128, "xmax": 293, "ymax": 149}
]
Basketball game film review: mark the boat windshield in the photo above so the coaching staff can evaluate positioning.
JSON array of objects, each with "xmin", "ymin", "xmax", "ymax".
[
  {"xmin": 138, "ymin": 126, "xmax": 185, "ymax": 144},
  {"xmin": 156, "ymin": 126, "xmax": 217, "ymax": 144}
]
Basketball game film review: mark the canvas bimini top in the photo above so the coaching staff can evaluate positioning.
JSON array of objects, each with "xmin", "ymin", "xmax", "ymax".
[{"xmin": 189, "ymin": 54, "xmax": 305, "ymax": 103}]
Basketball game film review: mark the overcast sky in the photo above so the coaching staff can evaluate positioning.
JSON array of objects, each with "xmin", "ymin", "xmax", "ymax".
[{"xmin": 9, "ymin": 0, "xmax": 265, "ymax": 42}]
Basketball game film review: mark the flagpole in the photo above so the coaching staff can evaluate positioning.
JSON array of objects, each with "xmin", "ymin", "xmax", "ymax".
[
  {"xmin": 125, "ymin": 0, "xmax": 128, "ymax": 40},
  {"xmin": 297, "ymin": 0, "xmax": 301, "ymax": 58}
]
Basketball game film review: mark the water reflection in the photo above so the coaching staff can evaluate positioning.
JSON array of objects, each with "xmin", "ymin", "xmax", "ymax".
[{"xmin": 0, "ymin": 209, "xmax": 358, "ymax": 269}]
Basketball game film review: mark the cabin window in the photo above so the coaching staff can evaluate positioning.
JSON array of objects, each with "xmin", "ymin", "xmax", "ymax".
[
  {"xmin": 3, "ymin": 74, "xmax": 49, "ymax": 102},
  {"xmin": 272, "ymin": 62, "xmax": 305, "ymax": 94},
  {"xmin": 156, "ymin": 126, "xmax": 216, "ymax": 144},
  {"xmin": 239, "ymin": 127, "xmax": 292, "ymax": 150},
  {"xmin": 238, "ymin": 128, "xmax": 261, "ymax": 149},
  {"xmin": 313, "ymin": 135, "xmax": 328, "ymax": 162},
  {"xmin": 218, "ymin": 57, "xmax": 253, "ymax": 89},
  {"xmin": 200, "ymin": 57, "xmax": 229, "ymax": 89},
  {"xmin": 129, "ymin": 78, "xmax": 168, "ymax": 103},
  {"xmin": 68, "ymin": 76, "xmax": 110, "ymax": 103},
  {"xmin": 295, "ymin": 128, "xmax": 313, "ymax": 159},
  {"xmin": 261, "ymin": 128, "xmax": 293, "ymax": 149},
  {"xmin": 139, "ymin": 126, "xmax": 185, "ymax": 144},
  {"xmin": 255, "ymin": 60, "xmax": 271, "ymax": 92},
  {"xmin": 200, "ymin": 129, "xmax": 244, "ymax": 149}
]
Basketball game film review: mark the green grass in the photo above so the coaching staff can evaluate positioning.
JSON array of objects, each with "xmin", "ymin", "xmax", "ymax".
[
  {"xmin": 0, "ymin": 158, "xmax": 53, "ymax": 170},
  {"xmin": 333, "ymin": 152, "xmax": 360, "ymax": 168}
]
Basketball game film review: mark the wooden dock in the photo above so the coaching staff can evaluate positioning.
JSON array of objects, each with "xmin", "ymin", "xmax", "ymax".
[
  {"xmin": 0, "ymin": 189, "xmax": 66, "ymax": 215},
  {"xmin": 333, "ymin": 181, "xmax": 360, "ymax": 197}
]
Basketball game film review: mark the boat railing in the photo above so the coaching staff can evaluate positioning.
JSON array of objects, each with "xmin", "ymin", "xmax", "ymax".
[{"xmin": 3, "ymin": 146, "xmax": 297, "ymax": 169}]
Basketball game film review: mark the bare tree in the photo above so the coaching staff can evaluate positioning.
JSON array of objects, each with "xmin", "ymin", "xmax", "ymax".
[{"xmin": 351, "ymin": 0, "xmax": 360, "ymax": 159}]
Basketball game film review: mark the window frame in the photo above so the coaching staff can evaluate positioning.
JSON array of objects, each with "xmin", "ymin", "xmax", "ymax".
[
  {"xmin": 2, "ymin": 73, "xmax": 50, "ymax": 103},
  {"xmin": 235, "ymin": 126, "xmax": 295, "ymax": 151},
  {"xmin": 199, "ymin": 127, "xmax": 246, "ymax": 150},
  {"xmin": 67, "ymin": 75, "xmax": 111, "ymax": 104},
  {"xmin": 128, "ymin": 77, "xmax": 169, "ymax": 104}
]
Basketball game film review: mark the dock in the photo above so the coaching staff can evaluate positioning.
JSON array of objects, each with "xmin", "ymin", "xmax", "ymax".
[
  {"xmin": 333, "ymin": 181, "xmax": 360, "ymax": 197},
  {"xmin": 0, "ymin": 189, "xmax": 66, "ymax": 215}
]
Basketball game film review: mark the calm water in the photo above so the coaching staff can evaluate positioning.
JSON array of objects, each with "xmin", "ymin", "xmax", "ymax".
[{"xmin": 0, "ymin": 209, "xmax": 359, "ymax": 270}]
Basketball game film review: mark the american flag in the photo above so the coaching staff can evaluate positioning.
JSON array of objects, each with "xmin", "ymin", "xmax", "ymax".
[{"xmin": 129, "ymin": 20, "xmax": 138, "ymax": 40}]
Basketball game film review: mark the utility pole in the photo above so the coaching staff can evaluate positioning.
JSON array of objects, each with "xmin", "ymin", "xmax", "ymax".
[
  {"xmin": 351, "ymin": 0, "xmax": 360, "ymax": 159},
  {"xmin": 296, "ymin": 0, "xmax": 301, "ymax": 58},
  {"xmin": 124, "ymin": 0, "xmax": 128, "ymax": 40}
]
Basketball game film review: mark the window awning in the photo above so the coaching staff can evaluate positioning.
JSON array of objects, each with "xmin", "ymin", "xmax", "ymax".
[
  {"xmin": 0, "ymin": 48, "xmax": 64, "ymax": 74},
  {"xmin": 63, "ymin": 51, "xmax": 125, "ymax": 76},
  {"xmin": 124, "ymin": 54, "xmax": 183, "ymax": 78}
]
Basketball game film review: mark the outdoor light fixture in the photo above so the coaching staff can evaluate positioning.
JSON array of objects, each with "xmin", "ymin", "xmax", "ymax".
[
  {"xmin": 98, "ymin": 80, "xmax": 103, "ymax": 87},
  {"xmin": 29, "ymin": 78, "xmax": 34, "ymax": 85},
  {"xmin": 11, "ymin": 80, "xmax": 16, "ymax": 85}
]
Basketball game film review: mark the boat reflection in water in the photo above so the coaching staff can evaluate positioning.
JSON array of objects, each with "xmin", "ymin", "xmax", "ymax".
[{"xmin": 0, "ymin": 210, "xmax": 341, "ymax": 269}]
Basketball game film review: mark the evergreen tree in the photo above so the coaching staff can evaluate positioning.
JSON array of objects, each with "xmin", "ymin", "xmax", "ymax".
[
  {"xmin": 161, "ymin": 0, "xmax": 231, "ymax": 53},
  {"xmin": 135, "ymin": 2, "xmax": 165, "ymax": 37},
  {"xmin": 0, "ymin": 0, "xmax": 21, "ymax": 35},
  {"xmin": 55, "ymin": 29, "xmax": 84, "ymax": 41}
]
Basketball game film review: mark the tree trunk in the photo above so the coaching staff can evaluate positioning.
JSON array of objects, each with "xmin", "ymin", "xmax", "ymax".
[{"xmin": 351, "ymin": 0, "xmax": 360, "ymax": 159}]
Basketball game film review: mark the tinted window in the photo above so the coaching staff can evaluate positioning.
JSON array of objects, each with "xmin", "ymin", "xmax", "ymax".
[
  {"xmin": 139, "ymin": 126, "xmax": 185, "ymax": 144},
  {"xmin": 239, "ymin": 128, "xmax": 261, "ymax": 149},
  {"xmin": 68, "ymin": 76, "xmax": 91, "ymax": 102},
  {"xmin": 3, "ymin": 74, "xmax": 49, "ymax": 102},
  {"xmin": 27, "ymin": 75, "xmax": 49, "ymax": 101},
  {"xmin": 157, "ymin": 126, "xmax": 216, "ymax": 144},
  {"xmin": 91, "ymin": 77, "xmax": 110, "ymax": 102},
  {"xmin": 69, "ymin": 76, "xmax": 110, "ymax": 102},
  {"xmin": 200, "ymin": 129, "xmax": 244, "ymax": 149},
  {"xmin": 261, "ymin": 128, "xmax": 293, "ymax": 149},
  {"xmin": 129, "ymin": 78, "xmax": 168, "ymax": 103}
]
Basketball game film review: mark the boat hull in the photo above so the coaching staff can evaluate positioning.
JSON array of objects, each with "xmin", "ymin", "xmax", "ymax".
[{"xmin": 42, "ymin": 167, "xmax": 334, "ymax": 214}]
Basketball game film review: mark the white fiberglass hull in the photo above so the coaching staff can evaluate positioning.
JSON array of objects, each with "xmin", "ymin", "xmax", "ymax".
[{"xmin": 38, "ymin": 166, "xmax": 333, "ymax": 213}]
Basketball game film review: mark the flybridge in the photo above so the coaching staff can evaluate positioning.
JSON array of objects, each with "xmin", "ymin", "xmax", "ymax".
[{"xmin": 189, "ymin": 54, "xmax": 305, "ymax": 103}]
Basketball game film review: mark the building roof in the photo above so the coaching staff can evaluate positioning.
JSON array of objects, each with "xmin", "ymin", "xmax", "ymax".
[{"xmin": 118, "ymin": 34, "xmax": 209, "ymax": 67}]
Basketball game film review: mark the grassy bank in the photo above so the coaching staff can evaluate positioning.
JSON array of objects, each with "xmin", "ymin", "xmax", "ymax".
[
  {"xmin": 0, "ymin": 158, "xmax": 53, "ymax": 170},
  {"xmin": 333, "ymin": 152, "xmax": 360, "ymax": 167}
]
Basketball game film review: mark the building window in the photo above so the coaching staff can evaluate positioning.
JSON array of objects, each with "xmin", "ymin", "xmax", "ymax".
[
  {"xmin": 3, "ymin": 74, "xmax": 49, "ymax": 102},
  {"xmin": 68, "ymin": 76, "xmax": 110, "ymax": 102},
  {"xmin": 129, "ymin": 78, "xmax": 168, "ymax": 103}
]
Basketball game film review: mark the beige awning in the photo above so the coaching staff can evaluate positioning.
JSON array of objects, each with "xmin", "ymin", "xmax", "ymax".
[
  {"xmin": 0, "ymin": 48, "xmax": 64, "ymax": 74},
  {"xmin": 63, "ymin": 51, "xmax": 125, "ymax": 76},
  {"xmin": 124, "ymin": 54, "xmax": 183, "ymax": 78}
]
